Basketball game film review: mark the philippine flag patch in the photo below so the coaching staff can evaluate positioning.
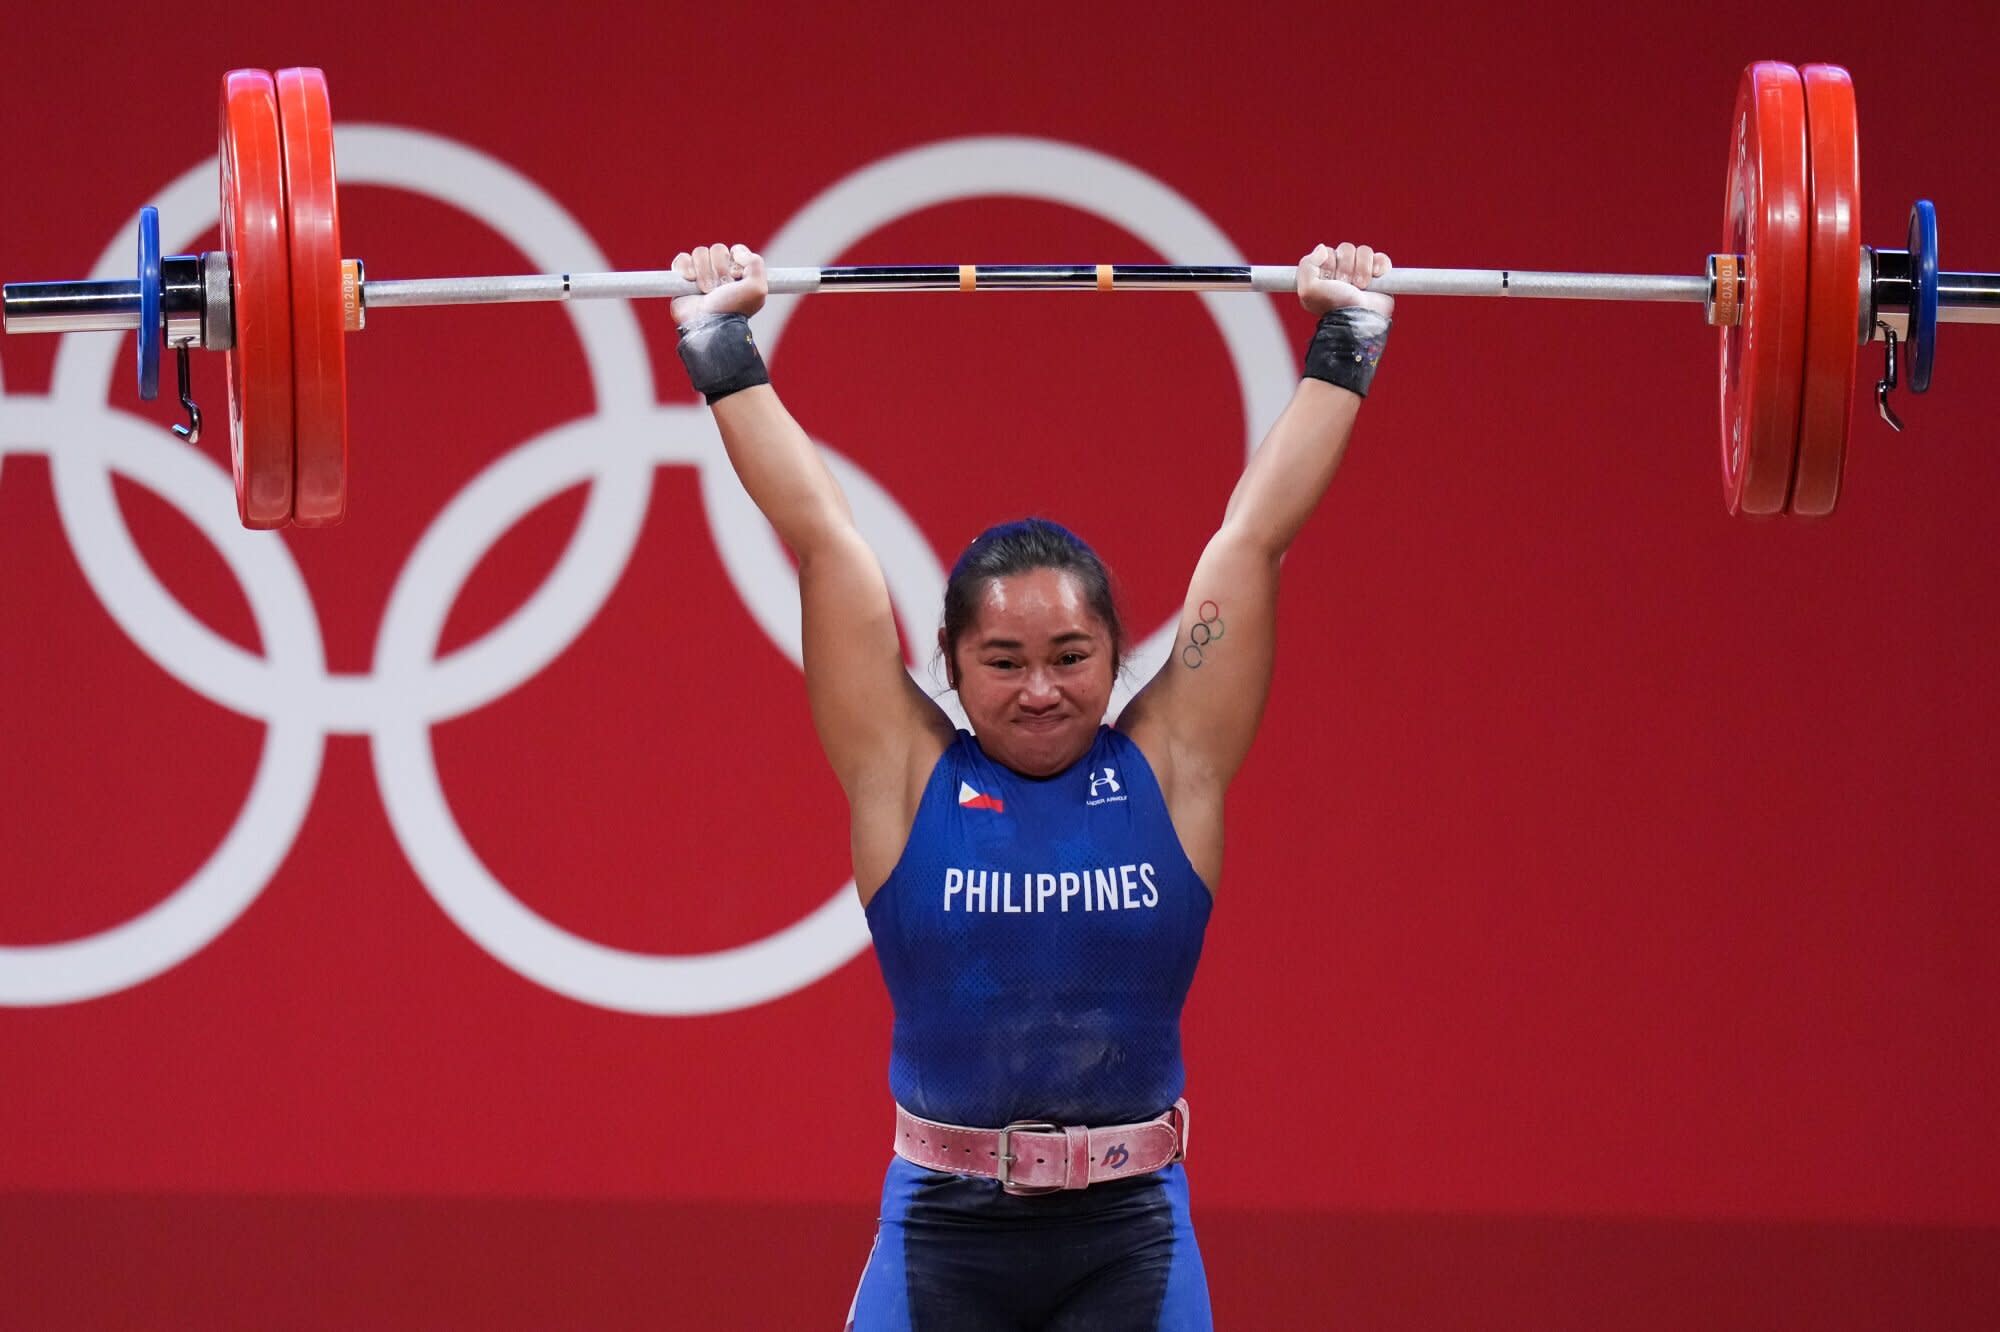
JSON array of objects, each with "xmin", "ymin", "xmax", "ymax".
[{"xmin": 958, "ymin": 781, "xmax": 1005, "ymax": 814}]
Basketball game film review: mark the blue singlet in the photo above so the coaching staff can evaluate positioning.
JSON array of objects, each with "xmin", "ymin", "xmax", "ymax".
[{"xmin": 849, "ymin": 726, "xmax": 1215, "ymax": 1330}]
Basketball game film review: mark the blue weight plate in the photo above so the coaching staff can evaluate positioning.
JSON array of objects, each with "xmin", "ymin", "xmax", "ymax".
[
  {"xmin": 136, "ymin": 205, "xmax": 161, "ymax": 400},
  {"xmin": 1907, "ymin": 199, "xmax": 1937, "ymax": 393}
]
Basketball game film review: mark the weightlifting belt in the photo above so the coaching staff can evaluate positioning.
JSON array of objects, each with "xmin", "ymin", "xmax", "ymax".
[{"xmin": 892, "ymin": 1099, "xmax": 1189, "ymax": 1195}]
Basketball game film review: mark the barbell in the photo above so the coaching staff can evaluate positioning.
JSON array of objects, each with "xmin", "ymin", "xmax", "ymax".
[{"xmin": 3, "ymin": 62, "xmax": 1995, "ymax": 528}]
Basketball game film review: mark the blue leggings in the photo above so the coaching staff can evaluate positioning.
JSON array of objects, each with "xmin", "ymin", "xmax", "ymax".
[{"xmin": 846, "ymin": 1156, "xmax": 1212, "ymax": 1331}]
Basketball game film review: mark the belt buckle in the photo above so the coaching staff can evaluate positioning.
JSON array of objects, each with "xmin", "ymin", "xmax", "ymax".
[{"xmin": 996, "ymin": 1119, "xmax": 1062, "ymax": 1194}]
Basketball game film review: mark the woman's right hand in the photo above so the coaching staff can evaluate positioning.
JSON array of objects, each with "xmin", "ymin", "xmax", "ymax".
[
  {"xmin": 1296, "ymin": 242, "xmax": 1393, "ymax": 318},
  {"xmin": 671, "ymin": 242, "xmax": 767, "ymax": 325}
]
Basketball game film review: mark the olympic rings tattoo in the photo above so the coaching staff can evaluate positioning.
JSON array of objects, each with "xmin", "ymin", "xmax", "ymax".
[{"xmin": 1179, "ymin": 599, "xmax": 1226, "ymax": 669}]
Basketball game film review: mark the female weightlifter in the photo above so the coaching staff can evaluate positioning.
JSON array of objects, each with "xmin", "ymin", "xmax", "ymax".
[{"xmin": 670, "ymin": 239, "xmax": 1392, "ymax": 1331}]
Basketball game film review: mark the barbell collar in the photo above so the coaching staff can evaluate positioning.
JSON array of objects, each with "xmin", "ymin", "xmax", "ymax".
[
  {"xmin": 161, "ymin": 254, "xmax": 205, "ymax": 346},
  {"xmin": 201, "ymin": 251, "xmax": 234, "ymax": 351}
]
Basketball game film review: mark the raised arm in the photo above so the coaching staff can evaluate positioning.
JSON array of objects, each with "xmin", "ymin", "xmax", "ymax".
[
  {"xmin": 1119, "ymin": 243, "xmax": 1393, "ymax": 881},
  {"xmin": 672, "ymin": 244, "xmax": 953, "ymax": 890}
]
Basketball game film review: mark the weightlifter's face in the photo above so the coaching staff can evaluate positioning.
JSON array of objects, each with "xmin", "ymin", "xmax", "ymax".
[{"xmin": 949, "ymin": 568, "xmax": 1115, "ymax": 778}]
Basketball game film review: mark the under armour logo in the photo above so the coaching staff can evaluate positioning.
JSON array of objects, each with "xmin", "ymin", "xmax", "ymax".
[
  {"xmin": 1102, "ymin": 1143, "xmax": 1130, "ymax": 1170},
  {"xmin": 1088, "ymin": 768, "xmax": 1121, "ymax": 798}
]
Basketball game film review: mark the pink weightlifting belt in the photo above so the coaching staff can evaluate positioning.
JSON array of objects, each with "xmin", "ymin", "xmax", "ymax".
[{"xmin": 893, "ymin": 1098, "xmax": 1190, "ymax": 1195}]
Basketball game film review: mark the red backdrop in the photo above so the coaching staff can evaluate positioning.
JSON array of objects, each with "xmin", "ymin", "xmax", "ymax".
[{"xmin": 2, "ymin": 2, "xmax": 1996, "ymax": 1326}]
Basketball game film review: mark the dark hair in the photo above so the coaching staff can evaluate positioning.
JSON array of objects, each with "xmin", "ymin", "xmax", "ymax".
[{"xmin": 940, "ymin": 518, "xmax": 1125, "ymax": 689}]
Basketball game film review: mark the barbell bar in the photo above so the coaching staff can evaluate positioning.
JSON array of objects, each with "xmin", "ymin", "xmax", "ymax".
[
  {"xmin": 3, "ymin": 62, "xmax": 1995, "ymax": 527},
  {"xmin": 17, "ymin": 260, "xmax": 2000, "ymax": 323}
]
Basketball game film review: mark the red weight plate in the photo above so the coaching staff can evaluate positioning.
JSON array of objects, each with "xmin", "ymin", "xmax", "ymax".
[
  {"xmin": 221, "ymin": 69, "xmax": 295, "ymax": 529},
  {"xmin": 1791, "ymin": 64, "xmax": 1861, "ymax": 518},
  {"xmin": 1718, "ymin": 62, "xmax": 1809, "ymax": 516},
  {"xmin": 276, "ymin": 67, "xmax": 349, "ymax": 526}
]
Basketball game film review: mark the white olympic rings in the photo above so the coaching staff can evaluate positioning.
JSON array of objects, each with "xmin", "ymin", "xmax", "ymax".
[{"xmin": 0, "ymin": 127, "xmax": 1292, "ymax": 1012}]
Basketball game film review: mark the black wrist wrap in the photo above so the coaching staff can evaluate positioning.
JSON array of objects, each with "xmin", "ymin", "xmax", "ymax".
[
  {"xmin": 1301, "ymin": 307, "xmax": 1391, "ymax": 398},
  {"xmin": 676, "ymin": 312, "xmax": 770, "ymax": 404}
]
